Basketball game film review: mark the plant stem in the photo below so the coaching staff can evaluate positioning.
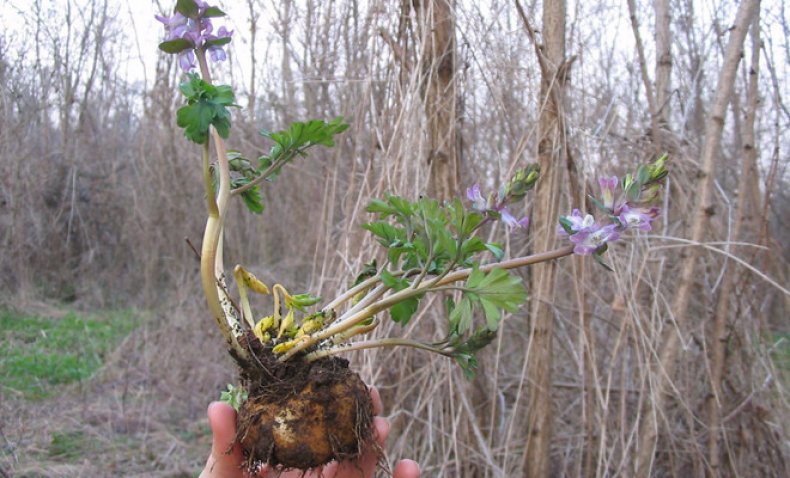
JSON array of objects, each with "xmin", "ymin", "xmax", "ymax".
[
  {"xmin": 230, "ymin": 146, "xmax": 307, "ymax": 197},
  {"xmin": 304, "ymin": 337, "xmax": 453, "ymax": 362},
  {"xmin": 322, "ymin": 274, "xmax": 383, "ymax": 311},
  {"xmin": 278, "ymin": 245, "xmax": 575, "ymax": 362},
  {"xmin": 195, "ymin": 47, "xmax": 249, "ymax": 362},
  {"xmin": 202, "ymin": 142, "xmax": 218, "ymax": 216}
]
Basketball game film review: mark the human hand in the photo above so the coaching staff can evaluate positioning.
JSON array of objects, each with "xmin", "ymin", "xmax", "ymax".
[{"xmin": 199, "ymin": 386, "xmax": 420, "ymax": 478}]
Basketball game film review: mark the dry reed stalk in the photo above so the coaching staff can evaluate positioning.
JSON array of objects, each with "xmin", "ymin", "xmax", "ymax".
[
  {"xmin": 2, "ymin": 1, "xmax": 790, "ymax": 476},
  {"xmin": 634, "ymin": 0, "xmax": 760, "ymax": 474}
]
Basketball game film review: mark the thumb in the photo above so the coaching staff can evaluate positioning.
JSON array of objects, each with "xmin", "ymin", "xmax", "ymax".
[
  {"xmin": 393, "ymin": 459, "xmax": 420, "ymax": 478},
  {"xmin": 200, "ymin": 402, "xmax": 244, "ymax": 478}
]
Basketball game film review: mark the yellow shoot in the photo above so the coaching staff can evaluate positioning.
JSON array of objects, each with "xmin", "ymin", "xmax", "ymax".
[
  {"xmin": 296, "ymin": 316, "xmax": 324, "ymax": 338},
  {"xmin": 241, "ymin": 269, "xmax": 270, "ymax": 295},
  {"xmin": 272, "ymin": 338, "xmax": 300, "ymax": 354},
  {"xmin": 277, "ymin": 309, "xmax": 296, "ymax": 338},
  {"xmin": 253, "ymin": 315, "xmax": 275, "ymax": 343}
]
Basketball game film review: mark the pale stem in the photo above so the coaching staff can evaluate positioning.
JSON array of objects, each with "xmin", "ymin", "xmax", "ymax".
[
  {"xmin": 233, "ymin": 266, "xmax": 256, "ymax": 329},
  {"xmin": 195, "ymin": 47, "xmax": 249, "ymax": 361},
  {"xmin": 278, "ymin": 245, "xmax": 575, "ymax": 361},
  {"xmin": 304, "ymin": 338, "xmax": 453, "ymax": 362}
]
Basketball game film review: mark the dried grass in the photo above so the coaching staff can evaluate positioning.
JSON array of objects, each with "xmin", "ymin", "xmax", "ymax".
[{"xmin": 1, "ymin": 0, "xmax": 789, "ymax": 476}]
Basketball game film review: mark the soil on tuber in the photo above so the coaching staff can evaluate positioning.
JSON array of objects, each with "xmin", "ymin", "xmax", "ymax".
[{"xmin": 233, "ymin": 331, "xmax": 375, "ymax": 472}]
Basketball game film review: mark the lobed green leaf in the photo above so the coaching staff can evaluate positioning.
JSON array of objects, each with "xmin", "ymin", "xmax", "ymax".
[{"xmin": 159, "ymin": 38, "xmax": 193, "ymax": 54}]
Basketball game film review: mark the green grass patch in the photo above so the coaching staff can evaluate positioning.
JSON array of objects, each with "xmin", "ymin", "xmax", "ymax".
[
  {"xmin": 48, "ymin": 430, "xmax": 94, "ymax": 460},
  {"xmin": 0, "ymin": 308, "xmax": 139, "ymax": 399}
]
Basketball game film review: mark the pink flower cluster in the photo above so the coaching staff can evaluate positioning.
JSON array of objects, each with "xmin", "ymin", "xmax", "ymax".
[
  {"xmin": 466, "ymin": 184, "xmax": 529, "ymax": 231},
  {"xmin": 558, "ymin": 176, "xmax": 660, "ymax": 256}
]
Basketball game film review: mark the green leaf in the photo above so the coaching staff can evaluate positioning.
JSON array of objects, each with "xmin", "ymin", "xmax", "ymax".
[
  {"xmin": 481, "ymin": 299, "xmax": 501, "ymax": 331},
  {"xmin": 387, "ymin": 194, "xmax": 416, "ymax": 220},
  {"xmin": 176, "ymin": 102, "xmax": 213, "ymax": 144},
  {"xmin": 219, "ymin": 384, "xmax": 247, "ymax": 411},
  {"xmin": 467, "ymin": 267, "xmax": 526, "ymax": 313},
  {"xmin": 453, "ymin": 352, "xmax": 479, "ymax": 380},
  {"xmin": 352, "ymin": 260, "xmax": 378, "ymax": 287},
  {"xmin": 484, "ymin": 243, "xmax": 505, "ymax": 261},
  {"xmin": 175, "ymin": 75, "xmax": 236, "ymax": 144},
  {"xmin": 592, "ymin": 244, "xmax": 614, "ymax": 271},
  {"xmin": 449, "ymin": 328, "xmax": 498, "ymax": 379},
  {"xmin": 202, "ymin": 6, "xmax": 226, "ymax": 17},
  {"xmin": 241, "ymin": 187, "xmax": 264, "ymax": 214},
  {"xmin": 252, "ymin": 118, "xmax": 349, "ymax": 184},
  {"xmin": 230, "ymin": 177, "xmax": 264, "ymax": 213},
  {"xmin": 213, "ymin": 85, "xmax": 236, "ymax": 105},
  {"xmin": 178, "ymin": 73, "xmax": 200, "ymax": 97},
  {"xmin": 205, "ymin": 36, "xmax": 232, "ymax": 47},
  {"xmin": 459, "ymin": 237, "xmax": 487, "ymax": 262},
  {"xmin": 390, "ymin": 296, "xmax": 420, "ymax": 325},
  {"xmin": 175, "ymin": 0, "xmax": 199, "ymax": 18},
  {"xmin": 366, "ymin": 198, "xmax": 398, "ymax": 217},
  {"xmin": 635, "ymin": 164, "xmax": 651, "ymax": 186},
  {"xmin": 380, "ymin": 270, "xmax": 409, "ymax": 290},
  {"xmin": 558, "ymin": 216, "xmax": 576, "ymax": 235},
  {"xmin": 449, "ymin": 296, "xmax": 474, "ymax": 335},
  {"xmin": 289, "ymin": 293, "xmax": 322, "ymax": 310},
  {"xmin": 450, "ymin": 264, "xmax": 527, "ymax": 336},
  {"xmin": 159, "ymin": 38, "xmax": 193, "ymax": 54},
  {"xmin": 380, "ymin": 271, "xmax": 420, "ymax": 325},
  {"xmin": 361, "ymin": 221, "xmax": 404, "ymax": 248}
]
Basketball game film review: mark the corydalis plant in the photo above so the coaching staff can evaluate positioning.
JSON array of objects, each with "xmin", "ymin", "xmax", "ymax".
[
  {"xmin": 157, "ymin": 0, "xmax": 669, "ymax": 378},
  {"xmin": 158, "ymin": 1, "xmax": 668, "ymax": 469}
]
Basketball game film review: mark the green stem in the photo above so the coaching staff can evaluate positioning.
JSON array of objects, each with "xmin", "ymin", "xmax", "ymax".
[
  {"xmin": 230, "ymin": 147, "xmax": 307, "ymax": 197},
  {"xmin": 203, "ymin": 142, "xmax": 218, "ymax": 216}
]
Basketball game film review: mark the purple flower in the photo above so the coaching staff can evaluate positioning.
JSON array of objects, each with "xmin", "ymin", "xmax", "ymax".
[
  {"xmin": 206, "ymin": 26, "xmax": 233, "ymax": 63},
  {"xmin": 155, "ymin": 12, "xmax": 188, "ymax": 37},
  {"xmin": 156, "ymin": 13, "xmax": 200, "ymax": 43},
  {"xmin": 618, "ymin": 204, "xmax": 659, "ymax": 231},
  {"xmin": 569, "ymin": 223, "xmax": 621, "ymax": 255},
  {"xmin": 178, "ymin": 50, "xmax": 197, "ymax": 72},
  {"xmin": 156, "ymin": 5, "xmax": 232, "ymax": 72},
  {"xmin": 500, "ymin": 207, "xmax": 529, "ymax": 230},
  {"xmin": 557, "ymin": 209, "xmax": 595, "ymax": 236},
  {"xmin": 466, "ymin": 184, "xmax": 488, "ymax": 211},
  {"xmin": 599, "ymin": 175, "xmax": 624, "ymax": 214}
]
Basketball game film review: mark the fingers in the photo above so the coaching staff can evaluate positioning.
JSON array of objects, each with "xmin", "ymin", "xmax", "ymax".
[
  {"xmin": 373, "ymin": 416, "xmax": 390, "ymax": 446},
  {"xmin": 369, "ymin": 385, "xmax": 383, "ymax": 416},
  {"xmin": 200, "ymin": 401, "xmax": 244, "ymax": 478},
  {"xmin": 393, "ymin": 459, "xmax": 420, "ymax": 478}
]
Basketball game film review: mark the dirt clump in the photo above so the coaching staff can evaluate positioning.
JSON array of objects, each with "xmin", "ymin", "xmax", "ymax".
[{"xmin": 234, "ymin": 332, "xmax": 374, "ymax": 471}]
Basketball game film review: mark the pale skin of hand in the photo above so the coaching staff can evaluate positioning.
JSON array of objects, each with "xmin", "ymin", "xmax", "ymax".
[{"xmin": 199, "ymin": 386, "xmax": 420, "ymax": 478}]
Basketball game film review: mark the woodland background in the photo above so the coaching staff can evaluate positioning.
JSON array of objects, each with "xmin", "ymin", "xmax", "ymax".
[{"xmin": 1, "ymin": 0, "xmax": 789, "ymax": 476}]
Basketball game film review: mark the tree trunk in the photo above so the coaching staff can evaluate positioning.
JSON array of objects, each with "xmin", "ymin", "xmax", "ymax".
[
  {"xmin": 634, "ymin": 1, "xmax": 760, "ymax": 475},
  {"xmin": 246, "ymin": 0, "xmax": 259, "ymax": 120},
  {"xmin": 417, "ymin": 0, "xmax": 459, "ymax": 201},
  {"xmin": 654, "ymin": 0, "xmax": 672, "ymax": 127},
  {"xmin": 705, "ymin": 11, "xmax": 761, "ymax": 476},
  {"xmin": 523, "ymin": 0, "xmax": 567, "ymax": 476}
]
